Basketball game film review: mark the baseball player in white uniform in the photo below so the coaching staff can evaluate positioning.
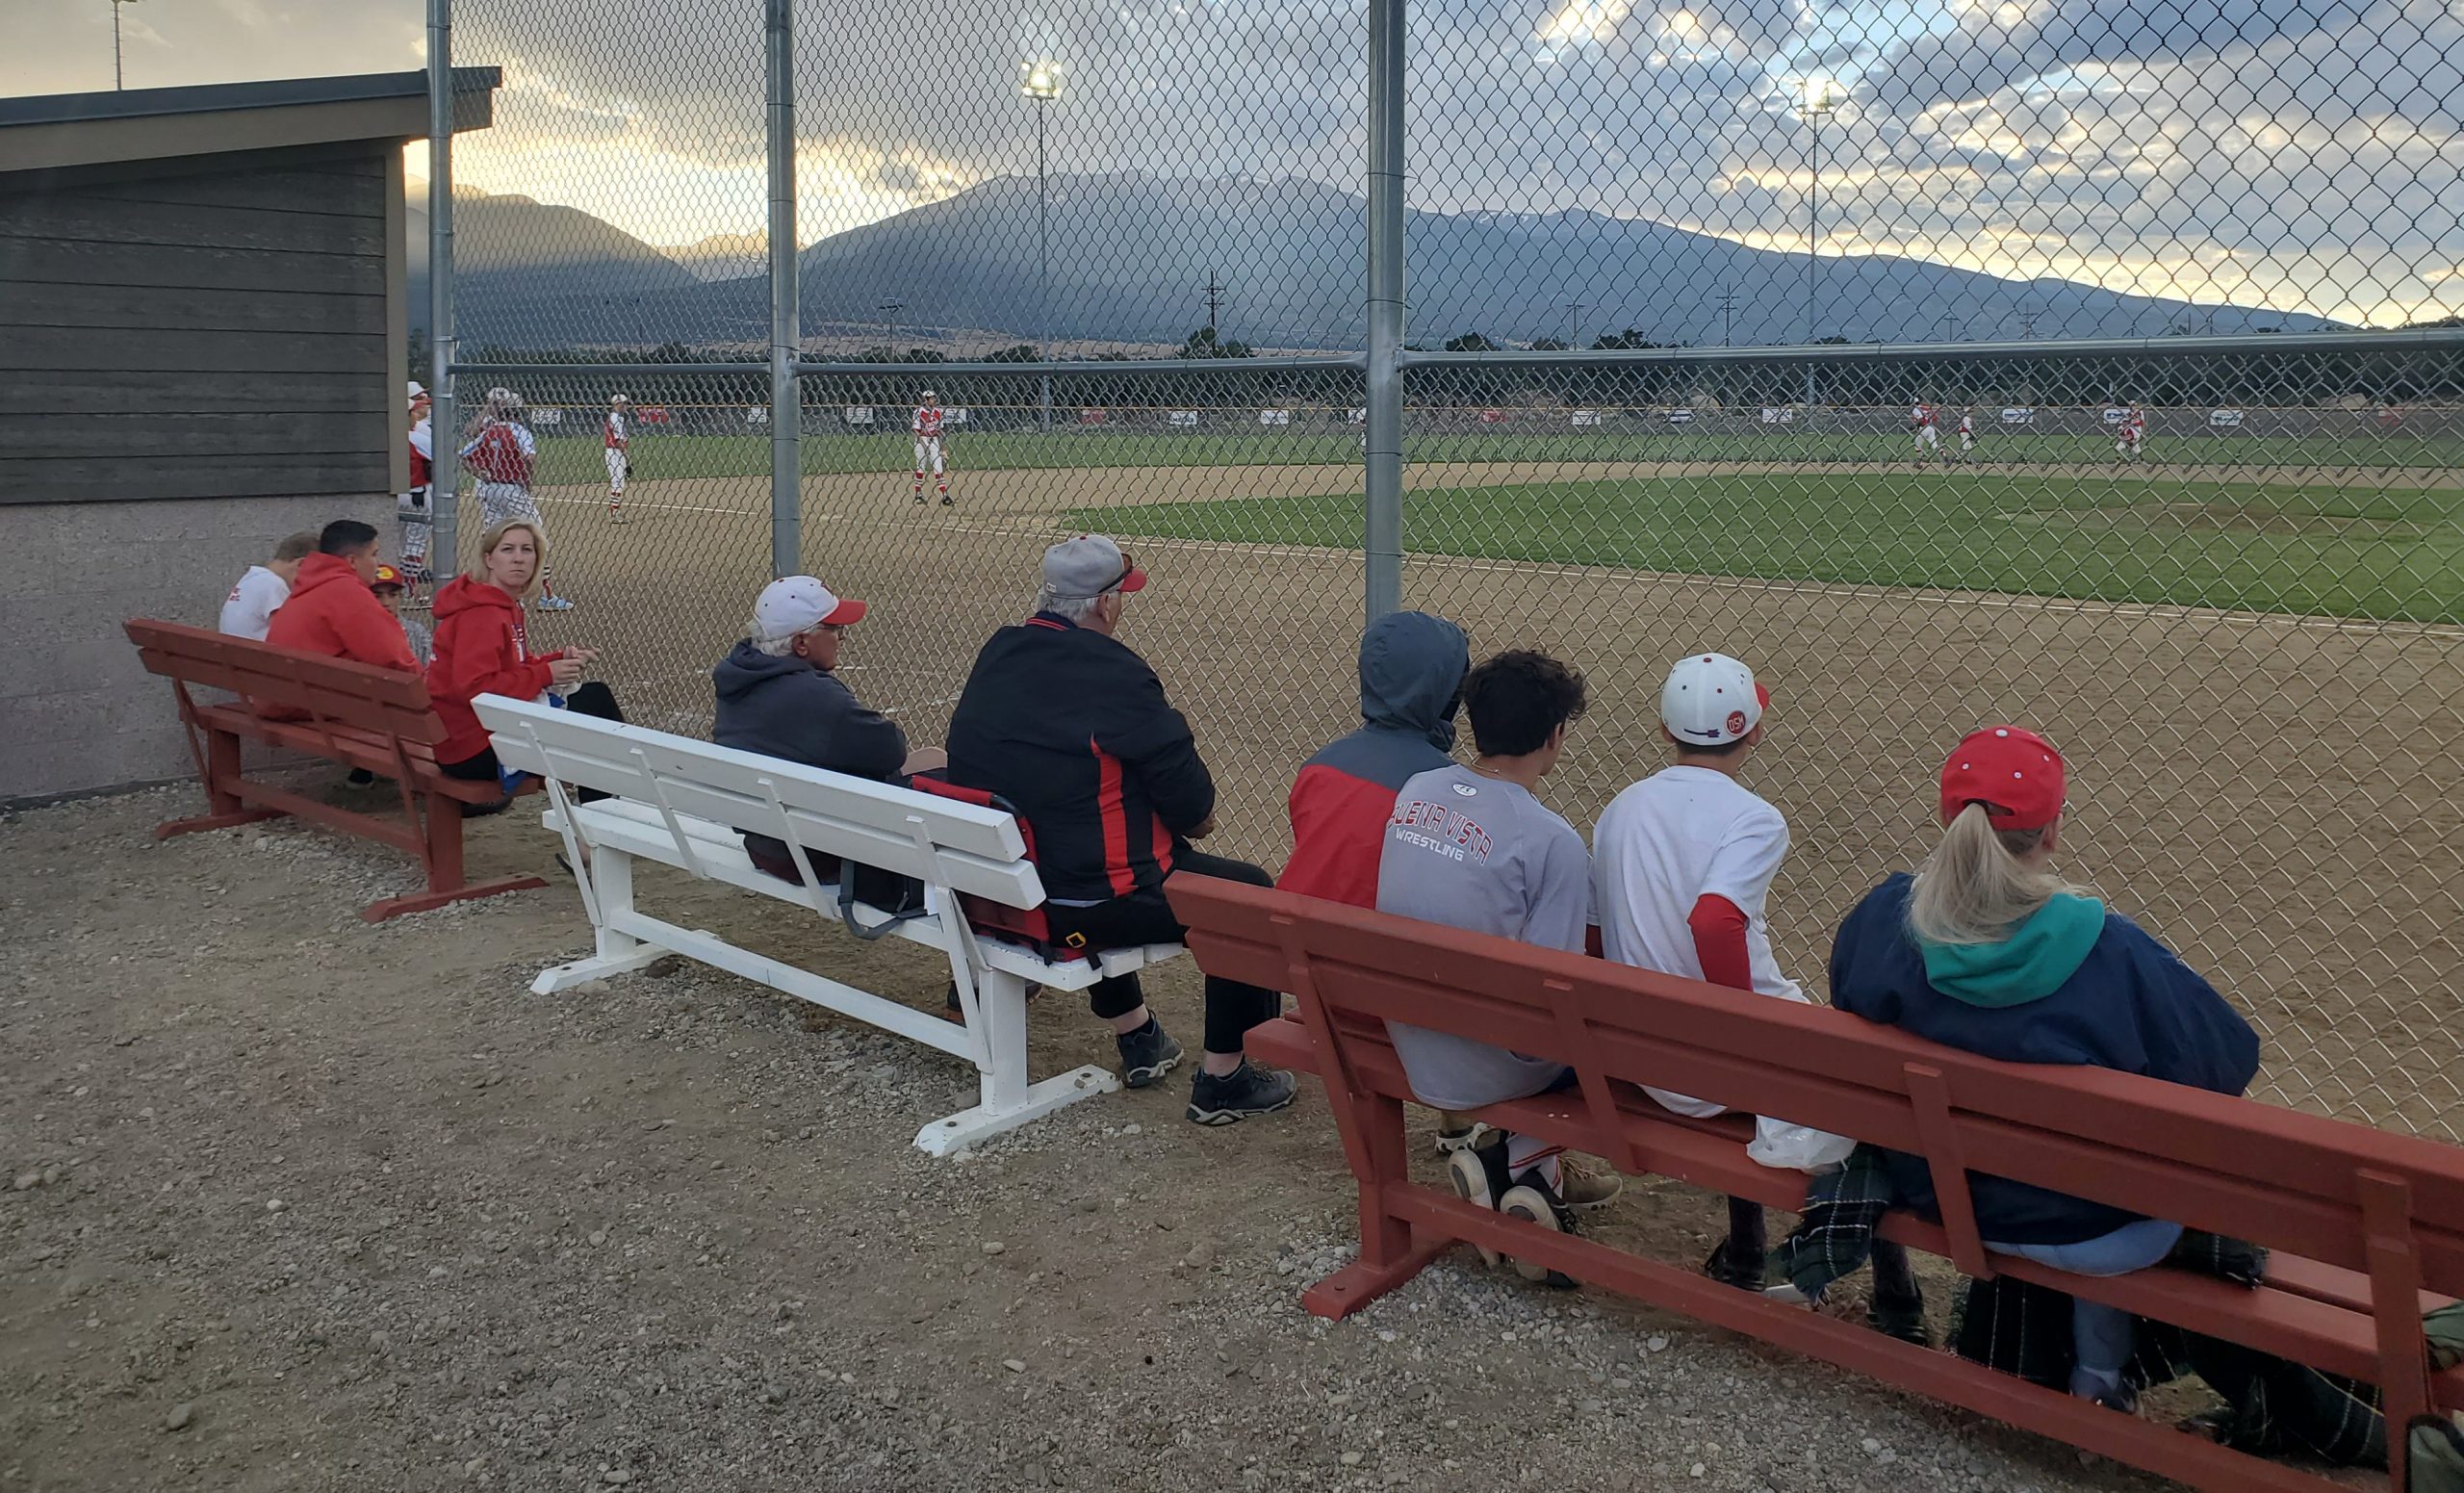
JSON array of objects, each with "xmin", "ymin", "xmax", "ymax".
[
  {"xmin": 402, "ymin": 381, "xmax": 434, "ymax": 589},
  {"xmin": 2117, "ymin": 401, "xmax": 2147, "ymax": 460},
  {"xmin": 604, "ymin": 394, "xmax": 631, "ymax": 522},
  {"xmin": 462, "ymin": 387, "xmax": 574, "ymax": 610},
  {"xmin": 1911, "ymin": 401, "xmax": 1940, "ymax": 458},
  {"xmin": 1957, "ymin": 409, "xmax": 1975, "ymax": 458},
  {"xmin": 911, "ymin": 391, "xmax": 951, "ymax": 506}
]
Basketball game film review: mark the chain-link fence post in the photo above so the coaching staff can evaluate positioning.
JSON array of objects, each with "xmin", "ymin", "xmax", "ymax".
[
  {"xmin": 424, "ymin": 0, "xmax": 458, "ymax": 579},
  {"xmin": 766, "ymin": 0, "xmax": 801, "ymax": 579},
  {"xmin": 1362, "ymin": 0, "xmax": 1406, "ymax": 624}
]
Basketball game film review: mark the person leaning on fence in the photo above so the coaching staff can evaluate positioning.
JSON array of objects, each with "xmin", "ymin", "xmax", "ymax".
[
  {"xmin": 944, "ymin": 533, "xmax": 1296, "ymax": 1126},
  {"xmin": 1828, "ymin": 724, "xmax": 2261, "ymax": 1409},
  {"xmin": 427, "ymin": 519, "xmax": 622, "ymax": 814},
  {"xmin": 218, "ymin": 529, "xmax": 318, "ymax": 642},
  {"xmin": 712, "ymin": 575, "xmax": 946, "ymax": 895},
  {"xmin": 1375, "ymin": 650, "xmax": 1622, "ymax": 1287},
  {"xmin": 1279, "ymin": 609, "xmax": 1497, "ymax": 1151}
]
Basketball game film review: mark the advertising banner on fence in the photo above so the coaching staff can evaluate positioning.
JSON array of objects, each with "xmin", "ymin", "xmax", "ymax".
[
  {"xmin": 1259, "ymin": 409, "xmax": 1292, "ymax": 425},
  {"xmin": 2001, "ymin": 407, "xmax": 2034, "ymax": 424},
  {"xmin": 1168, "ymin": 410, "xmax": 1199, "ymax": 427},
  {"xmin": 1571, "ymin": 409, "xmax": 1604, "ymax": 426},
  {"xmin": 1759, "ymin": 407, "xmax": 1797, "ymax": 425},
  {"xmin": 844, "ymin": 406, "xmax": 875, "ymax": 425},
  {"xmin": 2209, "ymin": 409, "xmax": 2245, "ymax": 426},
  {"xmin": 1665, "ymin": 408, "xmax": 1695, "ymax": 424}
]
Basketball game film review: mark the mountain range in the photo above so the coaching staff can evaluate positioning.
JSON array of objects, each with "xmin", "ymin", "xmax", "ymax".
[{"xmin": 412, "ymin": 175, "xmax": 2338, "ymax": 352}]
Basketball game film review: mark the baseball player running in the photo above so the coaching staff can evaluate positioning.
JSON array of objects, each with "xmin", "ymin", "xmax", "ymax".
[
  {"xmin": 402, "ymin": 381, "xmax": 434, "ymax": 594},
  {"xmin": 2116, "ymin": 401, "xmax": 2147, "ymax": 460},
  {"xmin": 911, "ymin": 390, "xmax": 951, "ymax": 506},
  {"xmin": 604, "ymin": 394, "xmax": 631, "ymax": 522},
  {"xmin": 461, "ymin": 387, "xmax": 574, "ymax": 610},
  {"xmin": 1911, "ymin": 401, "xmax": 1940, "ymax": 459}
]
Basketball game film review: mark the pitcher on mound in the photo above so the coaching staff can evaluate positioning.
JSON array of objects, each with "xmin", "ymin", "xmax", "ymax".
[{"xmin": 912, "ymin": 390, "xmax": 951, "ymax": 506}]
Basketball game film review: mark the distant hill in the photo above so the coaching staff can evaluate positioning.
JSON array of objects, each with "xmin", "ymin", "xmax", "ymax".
[{"xmin": 424, "ymin": 173, "xmax": 2341, "ymax": 350}]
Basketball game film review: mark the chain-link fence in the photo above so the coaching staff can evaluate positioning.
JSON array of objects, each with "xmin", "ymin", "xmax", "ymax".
[{"xmin": 430, "ymin": 0, "xmax": 2463, "ymax": 1141}]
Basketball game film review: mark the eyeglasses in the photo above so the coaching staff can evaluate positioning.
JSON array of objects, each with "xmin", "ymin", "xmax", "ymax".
[{"xmin": 1104, "ymin": 549, "xmax": 1137, "ymax": 594}]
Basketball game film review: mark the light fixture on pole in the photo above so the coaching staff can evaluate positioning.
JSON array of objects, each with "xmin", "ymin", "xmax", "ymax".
[
  {"xmin": 1795, "ymin": 74, "xmax": 1842, "ymax": 405},
  {"xmin": 878, "ymin": 297, "xmax": 904, "ymax": 358},
  {"xmin": 1021, "ymin": 61, "xmax": 1061, "ymax": 432}
]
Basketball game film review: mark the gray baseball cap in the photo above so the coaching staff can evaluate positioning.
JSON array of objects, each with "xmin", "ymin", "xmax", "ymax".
[{"xmin": 1041, "ymin": 533, "xmax": 1147, "ymax": 600}]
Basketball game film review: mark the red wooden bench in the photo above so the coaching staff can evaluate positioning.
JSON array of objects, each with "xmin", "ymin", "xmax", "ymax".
[
  {"xmin": 1166, "ymin": 872, "xmax": 2464, "ymax": 1493},
  {"xmin": 124, "ymin": 619, "xmax": 545, "ymax": 921}
]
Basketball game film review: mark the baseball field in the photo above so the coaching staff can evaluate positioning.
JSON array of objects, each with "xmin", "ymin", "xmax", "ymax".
[{"xmin": 489, "ymin": 439, "xmax": 2464, "ymax": 1144}]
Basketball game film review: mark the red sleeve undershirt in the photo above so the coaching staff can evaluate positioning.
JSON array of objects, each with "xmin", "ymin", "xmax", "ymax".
[{"xmin": 1686, "ymin": 893, "xmax": 1753, "ymax": 991}]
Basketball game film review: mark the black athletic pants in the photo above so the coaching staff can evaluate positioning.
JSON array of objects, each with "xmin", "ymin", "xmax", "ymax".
[
  {"xmin": 1041, "ymin": 851, "xmax": 1281, "ymax": 1056},
  {"xmin": 439, "ymin": 682, "xmax": 624, "ymax": 791}
]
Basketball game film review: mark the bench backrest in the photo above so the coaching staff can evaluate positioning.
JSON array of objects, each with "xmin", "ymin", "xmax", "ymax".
[
  {"xmin": 125, "ymin": 618, "xmax": 441, "ymax": 742},
  {"xmin": 1167, "ymin": 874, "xmax": 2464, "ymax": 1297},
  {"xmin": 475, "ymin": 693, "xmax": 1043, "ymax": 909}
]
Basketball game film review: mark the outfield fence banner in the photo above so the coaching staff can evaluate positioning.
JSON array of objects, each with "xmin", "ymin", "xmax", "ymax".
[{"xmin": 440, "ymin": 0, "xmax": 2462, "ymax": 1142}]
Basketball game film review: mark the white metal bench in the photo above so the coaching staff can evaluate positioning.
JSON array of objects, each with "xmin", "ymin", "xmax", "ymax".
[{"xmin": 475, "ymin": 693, "xmax": 1185, "ymax": 1154}]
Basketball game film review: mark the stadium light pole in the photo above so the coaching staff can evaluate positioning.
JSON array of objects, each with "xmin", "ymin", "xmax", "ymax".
[
  {"xmin": 879, "ymin": 298, "xmax": 903, "ymax": 356},
  {"xmin": 1796, "ymin": 75, "xmax": 1841, "ymax": 408},
  {"xmin": 1022, "ymin": 63, "xmax": 1060, "ymax": 433}
]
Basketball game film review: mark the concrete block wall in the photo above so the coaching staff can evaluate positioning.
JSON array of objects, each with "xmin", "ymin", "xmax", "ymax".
[{"xmin": 0, "ymin": 493, "xmax": 392, "ymax": 805}]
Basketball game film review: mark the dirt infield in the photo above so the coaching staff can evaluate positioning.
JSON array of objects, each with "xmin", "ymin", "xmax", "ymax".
[{"xmin": 506, "ymin": 463, "xmax": 2463, "ymax": 1142}]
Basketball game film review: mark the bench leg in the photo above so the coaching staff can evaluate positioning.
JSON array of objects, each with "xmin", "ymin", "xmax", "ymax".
[
  {"xmin": 1302, "ymin": 1092, "xmax": 1449, "ymax": 1319},
  {"xmin": 156, "ymin": 726, "xmax": 285, "ymax": 839},
  {"xmin": 360, "ymin": 790, "xmax": 546, "ymax": 922},
  {"xmin": 912, "ymin": 968, "xmax": 1119, "ymax": 1156},
  {"xmin": 529, "ymin": 850, "xmax": 671, "ymax": 992}
]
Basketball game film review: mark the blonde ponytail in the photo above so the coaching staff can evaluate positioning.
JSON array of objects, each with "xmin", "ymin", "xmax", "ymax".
[{"xmin": 1907, "ymin": 803, "xmax": 2080, "ymax": 946}]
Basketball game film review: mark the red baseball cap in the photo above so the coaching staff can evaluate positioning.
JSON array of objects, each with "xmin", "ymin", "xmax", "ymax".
[
  {"xmin": 1938, "ymin": 726, "xmax": 2066, "ymax": 831},
  {"xmin": 372, "ymin": 563, "xmax": 406, "ymax": 590}
]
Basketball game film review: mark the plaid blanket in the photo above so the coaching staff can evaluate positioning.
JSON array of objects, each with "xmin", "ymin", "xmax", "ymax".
[{"xmin": 2413, "ymin": 1412, "xmax": 2464, "ymax": 1493}]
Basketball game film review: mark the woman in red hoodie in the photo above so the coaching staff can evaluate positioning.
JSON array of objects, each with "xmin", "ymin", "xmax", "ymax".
[{"xmin": 429, "ymin": 520, "xmax": 621, "ymax": 807}]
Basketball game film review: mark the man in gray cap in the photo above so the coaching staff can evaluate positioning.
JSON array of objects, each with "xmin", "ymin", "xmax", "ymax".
[{"xmin": 946, "ymin": 534, "xmax": 1296, "ymax": 1124}]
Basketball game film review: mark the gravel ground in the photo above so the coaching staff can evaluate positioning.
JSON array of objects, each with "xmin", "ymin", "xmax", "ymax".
[{"xmin": 3, "ymin": 782, "xmax": 2167, "ymax": 1493}]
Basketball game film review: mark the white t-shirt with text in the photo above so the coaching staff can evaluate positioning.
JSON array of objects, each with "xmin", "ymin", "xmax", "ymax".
[{"xmin": 218, "ymin": 565, "xmax": 290, "ymax": 641}]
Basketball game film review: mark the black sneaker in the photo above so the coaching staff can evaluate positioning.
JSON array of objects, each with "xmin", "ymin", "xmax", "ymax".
[
  {"xmin": 1116, "ymin": 1021, "xmax": 1183, "ymax": 1089},
  {"xmin": 1497, "ymin": 1171, "xmax": 1580, "ymax": 1289},
  {"xmin": 1703, "ymin": 1241, "xmax": 1766, "ymax": 1292},
  {"xmin": 1185, "ymin": 1062, "xmax": 1296, "ymax": 1125},
  {"xmin": 1868, "ymin": 1286, "xmax": 1931, "ymax": 1347},
  {"xmin": 346, "ymin": 767, "xmax": 376, "ymax": 786}
]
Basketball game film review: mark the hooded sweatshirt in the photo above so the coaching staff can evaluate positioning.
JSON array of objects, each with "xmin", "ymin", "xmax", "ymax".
[
  {"xmin": 712, "ymin": 638, "xmax": 910, "ymax": 864},
  {"xmin": 426, "ymin": 576, "xmax": 568, "ymax": 764},
  {"xmin": 1830, "ymin": 872, "xmax": 2261, "ymax": 1245},
  {"xmin": 262, "ymin": 553, "xmax": 418, "ymax": 675},
  {"xmin": 1278, "ymin": 612, "xmax": 1471, "ymax": 908}
]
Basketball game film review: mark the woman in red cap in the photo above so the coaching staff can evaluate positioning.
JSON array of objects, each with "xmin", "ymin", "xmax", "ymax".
[{"xmin": 1828, "ymin": 725, "xmax": 2260, "ymax": 1409}]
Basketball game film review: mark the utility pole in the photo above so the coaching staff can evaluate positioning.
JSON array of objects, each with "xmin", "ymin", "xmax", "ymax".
[
  {"xmin": 1715, "ymin": 286, "xmax": 1736, "ymax": 348},
  {"xmin": 1566, "ymin": 300, "xmax": 1584, "ymax": 350},
  {"xmin": 1205, "ymin": 270, "xmax": 1223, "ymax": 338},
  {"xmin": 2018, "ymin": 307, "xmax": 2040, "ymax": 340},
  {"xmin": 879, "ymin": 298, "xmax": 904, "ymax": 356},
  {"xmin": 111, "ymin": 0, "xmax": 145, "ymax": 90}
]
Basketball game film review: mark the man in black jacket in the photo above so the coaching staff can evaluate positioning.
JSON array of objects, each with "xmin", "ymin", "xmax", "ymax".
[
  {"xmin": 947, "ymin": 534, "xmax": 1296, "ymax": 1125},
  {"xmin": 713, "ymin": 576, "xmax": 942, "ymax": 885}
]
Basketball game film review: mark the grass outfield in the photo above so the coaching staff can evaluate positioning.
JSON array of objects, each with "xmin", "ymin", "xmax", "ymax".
[
  {"xmin": 1068, "ymin": 472, "xmax": 2464, "ymax": 624},
  {"xmin": 541, "ymin": 427, "xmax": 2464, "ymax": 482}
]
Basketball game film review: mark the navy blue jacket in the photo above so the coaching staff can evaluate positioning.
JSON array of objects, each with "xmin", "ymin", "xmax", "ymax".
[
  {"xmin": 1830, "ymin": 873, "xmax": 2261, "ymax": 1245},
  {"xmin": 712, "ymin": 639, "xmax": 909, "ymax": 863}
]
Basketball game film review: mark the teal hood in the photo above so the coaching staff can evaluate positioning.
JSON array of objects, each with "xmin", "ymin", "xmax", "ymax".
[{"xmin": 1917, "ymin": 893, "xmax": 2107, "ymax": 1007}]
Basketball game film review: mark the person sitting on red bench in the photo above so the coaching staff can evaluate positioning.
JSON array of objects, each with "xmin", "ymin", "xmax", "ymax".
[
  {"xmin": 1830, "ymin": 725, "xmax": 2260, "ymax": 1408},
  {"xmin": 263, "ymin": 520, "xmax": 418, "ymax": 675}
]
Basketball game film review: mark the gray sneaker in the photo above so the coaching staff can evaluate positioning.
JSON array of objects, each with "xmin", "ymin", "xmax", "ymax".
[
  {"xmin": 1116, "ymin": 1021, "xmax": 1183, "ymax": 1089},
  {"xmin": 1185, "ymin": 1062, "xmax": 1296, "ymax": 1125}
]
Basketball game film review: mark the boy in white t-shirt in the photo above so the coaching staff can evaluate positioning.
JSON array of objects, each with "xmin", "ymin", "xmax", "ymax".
[
  {"xmin": 1592, "ymin": 653, "xmax": 1801, "ymax": 1291},
  {"xmin": 218, "ymin": 530, "xmax": 318, "ymax": 640}
]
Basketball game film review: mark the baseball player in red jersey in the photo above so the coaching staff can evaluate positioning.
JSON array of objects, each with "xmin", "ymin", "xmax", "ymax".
[
  {"xmin": 461, "ymin": 388, "xmax": 573, "ymax": 610},
  {"xmin": 2116, "ymin": 401, "xmax": 2147, "ymax": 460},
  {"xmin": 1911, "ymin": 401, "xmax": 1940, "ymax": 460},
  {"xmin": 911, "ymin": 390, "xmax": 951, "ymax": 506},
  {"xmin": 604, "ymin": 394, "xmax": 631, "ymax": 522}
]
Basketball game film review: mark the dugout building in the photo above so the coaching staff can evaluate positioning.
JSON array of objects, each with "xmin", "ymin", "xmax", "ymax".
[{"xmin": 0, "ymin": 67, "xmax": 499, "ymax": 804}]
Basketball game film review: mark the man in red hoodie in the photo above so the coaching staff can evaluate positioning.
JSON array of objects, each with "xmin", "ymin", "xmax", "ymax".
[{"xmin": 263, "ymin": 520, "xmax": 419, "ymax": 674}]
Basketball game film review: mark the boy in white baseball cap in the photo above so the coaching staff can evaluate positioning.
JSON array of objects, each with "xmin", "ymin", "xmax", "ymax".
[{"xmin": 1590, "ymin": 653, "xmax": 1798, "ymax": 1291}]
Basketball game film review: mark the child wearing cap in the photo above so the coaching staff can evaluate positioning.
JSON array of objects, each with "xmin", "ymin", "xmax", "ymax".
[
  {"xmin": 1591, "ymin": 653, "xmax": 1812, "ymax": 1294},
  {"xmin": 371, "ymin": 564, "xmax": 432, "ymax": 667},
  {"xmin": 1830, "ymin": 725, "xmax": 2259, "ymax": 1408}
]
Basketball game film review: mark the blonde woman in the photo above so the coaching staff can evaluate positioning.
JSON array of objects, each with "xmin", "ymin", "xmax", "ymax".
[
  {"xmin": 427, "ymin": 520, "xmax": 620, "ymax": 808},
  {"xmin": 1828, "ymin": 725, "xmax": 2259, "ymax": 1408}
]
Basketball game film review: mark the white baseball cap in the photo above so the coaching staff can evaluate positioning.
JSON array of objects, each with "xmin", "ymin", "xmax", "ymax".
[
  {"xmin": 1660, "ymin": 652, "xmax": 1770, "ymax": 746},
  {"xmin": 609, "ymin": 392, "xmax": 629, "ymax": 404},
  {"xmin": 753, "ymin": 576, "xmax": 866, "ymax": 641},
  {"xmin": 407, "ymin": 380, "xmax": 427, "ymax": 401}
]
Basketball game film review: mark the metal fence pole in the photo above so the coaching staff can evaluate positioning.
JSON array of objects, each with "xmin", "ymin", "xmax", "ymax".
[
  {"xmin": 425, "ymin": 0, "xmax": 458, "ymax": 578},
  {"xmin": 765, "ymin": 0, "xmax": 802, "ymax": 579},
  {"xmin": 1361, "ymin": 0, "xmax": 1405, "ymax": 623}
]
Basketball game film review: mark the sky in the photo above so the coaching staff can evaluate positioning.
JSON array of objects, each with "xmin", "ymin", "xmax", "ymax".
[{"xmin": 6, "ymin": 0, "xmax": 2460, "ymax": 325}]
